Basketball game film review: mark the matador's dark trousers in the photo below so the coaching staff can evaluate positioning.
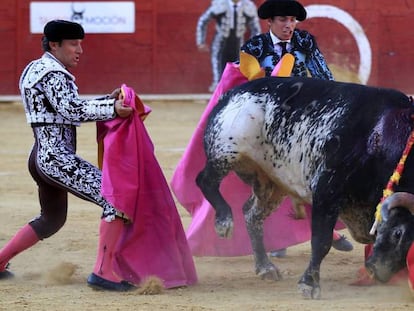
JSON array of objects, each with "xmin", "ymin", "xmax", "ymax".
[{"xmin": 28, "ymin": 124, "xmax": 116, "ymax": 239}]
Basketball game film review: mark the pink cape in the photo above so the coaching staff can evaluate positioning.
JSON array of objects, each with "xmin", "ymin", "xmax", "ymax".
[
  {"xmin": 171, "ymin": 63, "xmax": 343, "ymax": 256},
  {"xmin": 408, "ymin": 242, "xmax": 414, "ymax": 292},
  {"xmin": 97, "ymin": 86, "xmax": 197, "ymax": 288}
]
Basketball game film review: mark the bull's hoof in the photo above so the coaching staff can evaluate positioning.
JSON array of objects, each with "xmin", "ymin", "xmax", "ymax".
[
  {"xmin": 256, "ymin": 266, "xmax": 283, "ymax": 281},
  {"xmin": 297, "ymin": 282, "xmax": 321, "ymax": 299},
  {"xmin": 215, "ymin": 217, "xmax": 234, "ymax": 238}
]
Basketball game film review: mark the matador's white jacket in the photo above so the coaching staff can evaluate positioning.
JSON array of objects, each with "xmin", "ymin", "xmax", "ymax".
[
  {"xmin": 196, "ymin": 0, "xmax": 261, "ymax": 90},
  {"xmin": 19, "ymin": 52, "xmax": 115, "ymax": 126},
  {"xmin": 196, "ymin": 0, "xmax": 259, "ymax": 43},
  {"xmin": 18, "ymin": 52, "xmax": 120, "ymax": 221}
]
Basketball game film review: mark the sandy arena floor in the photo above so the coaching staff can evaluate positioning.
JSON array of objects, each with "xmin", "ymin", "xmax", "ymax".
[{"xmin": 0, "ymin": 100, "xmax": 413, "ymax": 310}]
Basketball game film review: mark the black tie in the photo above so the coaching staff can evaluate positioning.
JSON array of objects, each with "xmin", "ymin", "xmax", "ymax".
[
  {"xmin": 279, "ymin": 42, "xmax": 288, "ymax": 56},
  {"xmin": 232, "ymin": 4, "xmax": 237, "ymax": 29}
]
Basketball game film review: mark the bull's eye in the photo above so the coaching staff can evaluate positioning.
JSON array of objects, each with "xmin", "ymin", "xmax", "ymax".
[{"xmin": 393, "ymin": 229, "xmax": 402, "ymax": 241}]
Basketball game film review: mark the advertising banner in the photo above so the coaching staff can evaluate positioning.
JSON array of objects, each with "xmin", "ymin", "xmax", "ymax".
[{"xmin": 30, "ymin": 1, "xmax": 135, "ymax": 33}]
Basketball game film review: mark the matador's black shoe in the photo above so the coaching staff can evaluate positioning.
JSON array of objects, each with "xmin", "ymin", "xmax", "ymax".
[
  {"xmin": 0, "ymin": 264, "xmax": 14, "ymax": 280},
  {"xmin": 332, "ymin": 235, "xmax": 354, "ymax": 252},
  {"xmin": 87, "ymin": 273, "xmax": 136, "ymax": 291}
]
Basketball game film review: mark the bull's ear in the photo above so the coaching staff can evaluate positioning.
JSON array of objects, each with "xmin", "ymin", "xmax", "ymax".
[
  {"xmin": 381, "ymin": 204, "xmax": 407, "ymax": 223},
  {"xmin": 381, "ymin": 202, "xmax": 390, "ymax": 222}
]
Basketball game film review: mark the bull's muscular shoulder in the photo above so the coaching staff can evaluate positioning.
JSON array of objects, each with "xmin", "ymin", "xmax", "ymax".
[{"xmin": 365, "ymin": 86, "xmax": 414, "ymax": 157}]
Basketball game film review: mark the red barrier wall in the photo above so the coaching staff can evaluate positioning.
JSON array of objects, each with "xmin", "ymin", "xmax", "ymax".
[{"xmin": 0, "ymin": 0, "xmax": 413, "ymax": 95}]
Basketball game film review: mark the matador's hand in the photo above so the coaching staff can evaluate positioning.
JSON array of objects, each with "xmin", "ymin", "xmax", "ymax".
[
  {"xmin": 114, "ymin": 99, "xmax": 133, "ymax": 118},
  {"xmin": 108, "ymin": 88, "xmax": 121, "ymax": 99}
]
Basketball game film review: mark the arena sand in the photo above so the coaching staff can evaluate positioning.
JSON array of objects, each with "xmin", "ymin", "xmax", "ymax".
[{"xmin": 0, "ymin": 100, "xmax": 413, "ymax": 311}]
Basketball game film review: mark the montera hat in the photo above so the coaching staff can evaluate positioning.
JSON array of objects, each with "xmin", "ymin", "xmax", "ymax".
[
  {"xmin": 44, "ymin": 20, "xmax": 85, "ymax": 42},
  {"xmin": 258, "ymin": 0, "xmax": 307, "ymax": 21}
]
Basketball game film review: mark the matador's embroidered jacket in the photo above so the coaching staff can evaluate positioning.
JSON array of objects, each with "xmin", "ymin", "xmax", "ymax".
[
  {"xmin": 196, "ymin": 0, "xmax": 260, "ymax": 44},
  {"xmin": 19, "ymin": 52, "xmax": 116, "ymax": 125},
  {"xmin": 241, "ymin": 29, "xmax": 334, "ymax": 80},
  {"xmin": 18, "ymin": 52, "xmax": 120, "ymax": 222},
  {"xmin": 196, "ymin": 0, "xmax": 261, "ymax": 89}
]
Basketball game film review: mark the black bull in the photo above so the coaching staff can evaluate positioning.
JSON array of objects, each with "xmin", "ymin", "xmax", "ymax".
[{"xmin": 196, "ymin": 76, "xmax": 414, "ymax": 299}]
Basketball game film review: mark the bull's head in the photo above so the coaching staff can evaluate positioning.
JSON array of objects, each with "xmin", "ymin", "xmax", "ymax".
[{"xmin": 365, "ymin": 192, "xmax": 414, "ymax": 282}]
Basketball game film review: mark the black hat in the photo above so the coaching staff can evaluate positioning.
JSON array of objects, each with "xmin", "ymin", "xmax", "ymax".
[
  {"xmin": 258, "ymin": 0, "xmax": 307, "ymax": 21},
  {"xmin": 43, "ymin": 20, "xmax": 85, "ymax": 42}
]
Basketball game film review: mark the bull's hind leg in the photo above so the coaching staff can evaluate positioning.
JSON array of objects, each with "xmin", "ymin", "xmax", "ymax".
[
  {"xmin": 196, "ymin": 161, "xmax": 234, "ymax": 238},
  {"xmin": 243, "ymin": 173, "xmax": 283, "ymax": 281}
]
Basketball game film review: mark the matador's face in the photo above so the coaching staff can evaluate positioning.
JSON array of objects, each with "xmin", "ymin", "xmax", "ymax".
[
  {"xmin": 50, "ymin": 39, "xmax": 83, "ymax": 69},
  {"xmin": 268, "ymin": 16, "xmax": 297, "ymax": 41}
]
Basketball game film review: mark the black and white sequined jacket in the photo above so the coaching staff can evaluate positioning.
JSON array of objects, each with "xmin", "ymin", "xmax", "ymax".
[{"xmin": 19, "ymin": 52, "xmax": 116, "ymax": 126}]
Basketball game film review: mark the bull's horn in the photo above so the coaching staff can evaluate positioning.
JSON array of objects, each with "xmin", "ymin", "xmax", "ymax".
[{"xmin": 381, "ymin": 192, "xmax": 414, "ymax": 221}]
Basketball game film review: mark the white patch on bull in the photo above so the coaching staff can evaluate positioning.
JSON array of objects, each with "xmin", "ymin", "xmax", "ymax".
[
  {"xmin": 214, "ymin": 92, "xmax": 266, "ymax": 147},
  {"xmin": 209, "ymin": 91, "xmax": 349, "ymax": 202}
]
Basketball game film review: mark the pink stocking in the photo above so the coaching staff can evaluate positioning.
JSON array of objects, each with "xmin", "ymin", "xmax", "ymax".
[
  {"xmin": 332, "ymin": 230, "xmax": 341, "ymax": 241},
  {"xmin": 0, "ymin": 224, "xmax": 40, "ymax": 271},
  {"xmin": 92, "ymin": 218, "xmax": 123, "ymax": 282}
]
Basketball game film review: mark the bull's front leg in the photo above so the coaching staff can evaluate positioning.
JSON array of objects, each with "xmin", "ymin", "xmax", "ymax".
[
  {"xmin": 243, "ymin": 196, "xmax": 282, "ymax": 281},
  {"xmin": 196, "ymin": 162, "xmax": 234, "ymax": 237},
  {"xmin": 297, "ymin": 201, "xmax": 338, "ymax": 299}
]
